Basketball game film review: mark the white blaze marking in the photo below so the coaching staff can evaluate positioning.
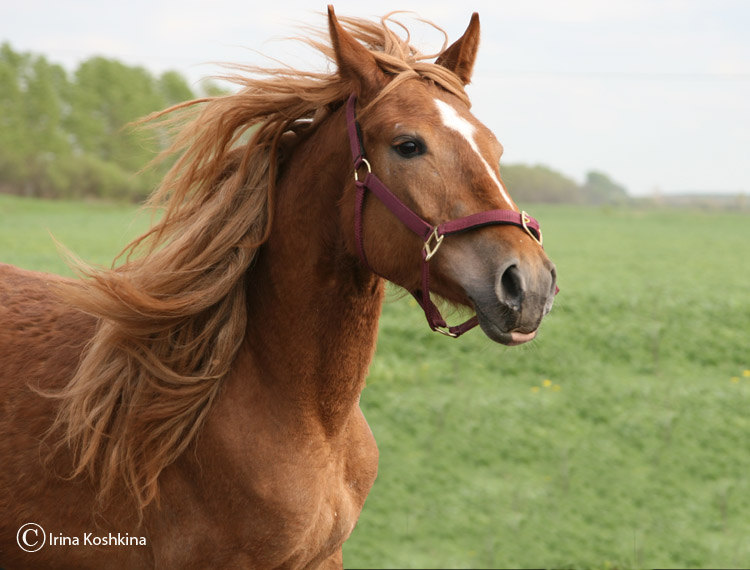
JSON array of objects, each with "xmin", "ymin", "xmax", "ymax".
[{"xmin": 434, "ymin": 98, "xmax": 517, "ymax": 210}]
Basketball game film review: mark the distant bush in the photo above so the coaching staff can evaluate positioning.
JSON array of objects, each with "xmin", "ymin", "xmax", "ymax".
[
  {"xmin": 501, "ymin": 163, "xmax": 629, "ymax": 205},
  {"xmin": 581, "ymin": 170, "xmax": 629, "ymax": 205},
  {"xmin": 501, "ymin": 163, "xmax": 584, "ymax": 203}
]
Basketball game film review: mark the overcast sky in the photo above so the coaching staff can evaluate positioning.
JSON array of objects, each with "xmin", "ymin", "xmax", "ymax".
[{"xmin": 4, "ymin": 0, "xmax": 749, "ymax": 196}]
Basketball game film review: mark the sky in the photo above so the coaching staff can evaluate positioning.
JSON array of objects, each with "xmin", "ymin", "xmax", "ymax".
[{"xmin": 3, "ymin": 0, "xmax": 749, "ymax": 196}]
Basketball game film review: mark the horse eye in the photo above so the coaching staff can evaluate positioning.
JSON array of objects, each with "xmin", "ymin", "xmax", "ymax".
[{"xmin": 393, "ymin": 139, "xmax": 424, "ymax": 158}]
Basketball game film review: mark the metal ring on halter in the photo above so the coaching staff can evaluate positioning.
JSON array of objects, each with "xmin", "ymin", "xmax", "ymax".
[
  {"xmin": 434, "ymin": 326, "xmax": 458, "ymax": 338},
  {"xmin": 354, "ymin": 158, "xmax": 372, "ymax": 182},
  {"xmin": 521, "ymin": 210, "xmax": 543, "ymax": 246},
  {"xmin": 423, "ymin": 227, "xmax": 445, "ymax": 261}
]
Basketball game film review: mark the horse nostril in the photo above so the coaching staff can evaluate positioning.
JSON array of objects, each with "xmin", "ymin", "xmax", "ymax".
[
  {"xmin": 499, "ymin": 264, "xmax": 524, "ymax": 312},
  {"xmin": 549, "ymin": 265, "xmax": 558, "ymax": 295}
]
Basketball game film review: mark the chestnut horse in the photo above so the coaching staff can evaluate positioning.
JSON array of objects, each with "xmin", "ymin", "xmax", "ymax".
[{"xmin": 0, "ymin": 7, "xmax": 556, "ymax": 568}]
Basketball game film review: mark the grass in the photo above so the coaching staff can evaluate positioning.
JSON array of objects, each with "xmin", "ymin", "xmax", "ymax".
[
  {"xmin": 349, "ymin": 205, "xmax": 750, "ymax": 568},
  {"xmin": 0, "ymin": 194, "xmax": 151, "ymax": 275},
  {"xmin": 2, "ymin": 195, "xmax": 749, "ymax": 568}
]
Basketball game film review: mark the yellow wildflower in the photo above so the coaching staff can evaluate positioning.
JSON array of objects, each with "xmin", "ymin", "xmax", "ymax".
[
  {"xmin": 531, "ymin": 386, "xmax": 540, "ymax": 393},
  {"xmin": 731, "ymin": 377, "xmax": 740, "ymax": 384},
  {"xmin": 542, "ymin": 379, "xmax": 552, "ymax": 388},
  {"xmin": 743, "ymin": 370, "xmax": 750, "ymax": 377}
]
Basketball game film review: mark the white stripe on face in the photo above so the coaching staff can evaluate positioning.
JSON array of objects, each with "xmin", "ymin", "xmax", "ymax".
[{"xmin": 433, "ymin": 98, "xmax": 517, "ymax": 210}]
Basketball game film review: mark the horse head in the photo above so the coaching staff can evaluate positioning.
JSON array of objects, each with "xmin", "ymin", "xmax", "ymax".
[{"xmin": 329, "ymin": 7, "xmax": 557, "ymax": 345}]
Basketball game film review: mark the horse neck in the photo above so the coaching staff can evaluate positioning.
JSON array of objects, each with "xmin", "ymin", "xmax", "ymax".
[{"xmin": 234, "ymin": 107, "xmax": 384, "ymax": 433}]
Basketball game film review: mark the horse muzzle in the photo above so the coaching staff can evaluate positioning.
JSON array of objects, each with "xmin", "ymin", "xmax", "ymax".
[{"xmin": 471, "ymin": 258, "xmax": 557, "ymax": 346}]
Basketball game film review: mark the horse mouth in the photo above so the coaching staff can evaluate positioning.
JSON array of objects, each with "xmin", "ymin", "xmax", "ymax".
[
  {"xmin": 503, "ymin": 330, "xmax": 537, "ymax": 346},
  {"xmin": 472, "ymin": 301, "xmax": 539, "ymax": 346},
  {"xmin": 483, "ymin": 327, "xmax": 538, "ymax": 346}
]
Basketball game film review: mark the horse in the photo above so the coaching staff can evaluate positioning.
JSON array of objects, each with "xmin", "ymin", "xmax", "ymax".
[{"xmin": 0, "ymin": 7, "xmax": 557, "ymax": 568}]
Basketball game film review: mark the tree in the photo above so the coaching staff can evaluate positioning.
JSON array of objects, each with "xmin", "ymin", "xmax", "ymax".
[
  {"xmin": 500, "ymin": 163, "xmax": 584, "ymax": 204},
  {"xmin": 581, "ymin": 171, "xmax": 629, "ymax": 205},
  {"xmin": 0, "ymin": 44, "xmax": 72, "ymax": 197},
  {"xmin": 67, "ymin": 57, "xmax": 164, "ymax": 171},
  {"xmin": 158, "ymin": 70, "xmax": 195, "ymax": 106},
  {"xmin": 0, "ymin": 43, "xmax": 29, "ymax": 188},
  {"xmin": 0, "ymin": 44, "xmax": 201, "ymax": 200}
]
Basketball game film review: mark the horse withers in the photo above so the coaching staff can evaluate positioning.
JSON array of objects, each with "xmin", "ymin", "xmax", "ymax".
[{"xmin": 0, "ymin": 7, "xmax": 556, "ymax": 568}]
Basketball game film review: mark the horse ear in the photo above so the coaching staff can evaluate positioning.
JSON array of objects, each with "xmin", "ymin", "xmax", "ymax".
[
  {"xmin": 328, "ymin": 5, "xmax": 387, "ymax": 97},
  {"xmin": 436, "ymin": 12, "xmax": 481, "ymax": 85}
]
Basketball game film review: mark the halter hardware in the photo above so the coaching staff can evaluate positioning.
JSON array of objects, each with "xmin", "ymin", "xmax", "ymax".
[
  {"xmin": 423, "ymin": 227, "xmax": 445, "ymax": 262},
  {"xmin": 434, "ymin": 325, "xmax": 459, "ymax": 338},
  {"xmin": 346, "ymin": 93, "xmax": 551, "ymax": 338},
  {"xmin": 354, "ymin": 158, "xmax": 371, "ymax": 182},
  {"xmin": 522, "ymin": 210, "xmax": 543, "ymax": 246}
]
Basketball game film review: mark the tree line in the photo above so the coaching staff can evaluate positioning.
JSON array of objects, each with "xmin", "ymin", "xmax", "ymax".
[
  {"xmin": 0, "ymin": 42, "xmax": 208, "ymax": 201},
  {"xmin": 0, "ymin": 42, "xmax": 628, "ymax": 204}
]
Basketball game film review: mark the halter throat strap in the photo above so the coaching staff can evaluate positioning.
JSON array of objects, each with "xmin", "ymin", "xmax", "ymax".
[{"xmin": 346, "ymin": 93, "xmax": 544, "ymax": 338}]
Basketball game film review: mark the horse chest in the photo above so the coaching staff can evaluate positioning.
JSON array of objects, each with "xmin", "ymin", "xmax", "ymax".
[
  {"xmin": 245, "ymin": 437, "xmax": 366, "ymax": 552},
  {"xmin": 241, "ymin": 410, "xmax": 378, "ymax": 563}
]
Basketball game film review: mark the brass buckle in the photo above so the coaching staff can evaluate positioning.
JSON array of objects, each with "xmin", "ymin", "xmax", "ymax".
[
  {"xmin": 434, "ymin": 325, "xmax": 458, "ymax": 338},
  {"xmin": 521, "ymin": 210, "xmax": 543, "ymax": 246},
  {"xmin": 354, "ymin": 158, "xmax": 371, "ymax": 182},
  {"xmin": 423, "ymin": 227, "xmax": 444, "ymax": 261}
]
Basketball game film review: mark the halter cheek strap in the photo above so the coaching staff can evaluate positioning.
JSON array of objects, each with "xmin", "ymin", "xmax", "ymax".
[{"xmin": 346, "ymin": 93, "xmax": 547, "ymax": 338}]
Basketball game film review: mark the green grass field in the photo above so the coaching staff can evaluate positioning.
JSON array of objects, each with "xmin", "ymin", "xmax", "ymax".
[{"xmin": 1, "ymin": 194, "xmax": 749, "ymax": 568}]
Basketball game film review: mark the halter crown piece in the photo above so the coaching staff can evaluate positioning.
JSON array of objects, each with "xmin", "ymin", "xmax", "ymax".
[{"xmin": 346, "ymin": 94, "xmax": 548, "ymax": 338}]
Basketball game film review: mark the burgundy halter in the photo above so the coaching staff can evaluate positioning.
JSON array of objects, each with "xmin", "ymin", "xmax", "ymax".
[{"xmin": 346, "ymin": 93, "xmax": 546, "ymax": 338}]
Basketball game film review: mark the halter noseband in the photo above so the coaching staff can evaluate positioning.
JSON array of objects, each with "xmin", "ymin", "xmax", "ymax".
[{"xmin": 346, "ymin": 93, "xmax": 546, "ymax": 338}]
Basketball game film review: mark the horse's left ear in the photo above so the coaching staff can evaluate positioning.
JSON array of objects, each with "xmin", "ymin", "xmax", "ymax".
[
  {"xmin": 436, "ymin": 13, "xmax": 480, "ymax": 85},
  {"xmin": 328, "ymin": 5, "xmax": 387, "ymax": 97}
]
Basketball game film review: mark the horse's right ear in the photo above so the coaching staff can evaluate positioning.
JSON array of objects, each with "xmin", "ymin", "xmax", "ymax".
[{"xmin": 328, "ymin": 5, "xmax": 387, "ymax": 98}]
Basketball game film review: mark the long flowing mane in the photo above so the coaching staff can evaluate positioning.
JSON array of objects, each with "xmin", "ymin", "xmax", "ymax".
[{"xmin": 49, "ymin": 12, "xmax": 470, "ymax": 512}]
